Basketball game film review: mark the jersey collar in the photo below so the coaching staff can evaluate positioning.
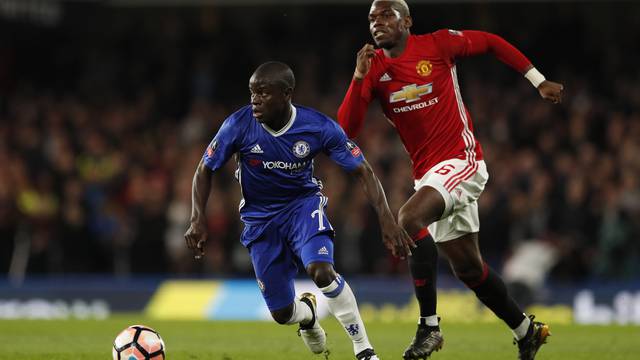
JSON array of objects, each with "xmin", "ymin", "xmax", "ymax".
[
  {"xmin": 384, "ymin": 34, "xmax": 415, "ymax": 63},
  {"xmin": 261, "ymin": 105, "xmax": 297, "ymax": 137}
]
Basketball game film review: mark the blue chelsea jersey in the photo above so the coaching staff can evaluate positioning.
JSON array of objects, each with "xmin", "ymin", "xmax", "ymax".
[{"xmin": 203, "ymin": 104, "xmax": 365, "ymax": 224}]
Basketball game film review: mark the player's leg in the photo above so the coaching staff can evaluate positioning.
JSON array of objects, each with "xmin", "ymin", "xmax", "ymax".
[
  {"xmin": 399, "ymin": 162, "xmax": 468, "ymax": 359},
  {"xmin": 303, "ymin": 248, "xmax": 377, "ymax": 360},
  {"xmin": 398, "ymin": 185, "xmax": 443, "ymax": 328},
  {"xmin": 246, "ymin": 228, "xmax": 321, "ymax": 351},
  {"xmin": 293, "ymin": 194, "xmax": 377, "ymax": 360},
  {"xmin": 437, "ymin": 233, "xmax": 550, "ymax": 359},
  {"xmin": 432, "ymin": 160, "xmax": 549, "ymax": 359},
  {"xmin": 438, "ymin": 232, "xmax": 529, "ymax": 334}
]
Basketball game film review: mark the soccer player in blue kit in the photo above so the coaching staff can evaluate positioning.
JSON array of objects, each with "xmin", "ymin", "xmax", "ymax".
[{"xmin": 185, "ymin": 62, "xmax": 415, "ymax": 360}]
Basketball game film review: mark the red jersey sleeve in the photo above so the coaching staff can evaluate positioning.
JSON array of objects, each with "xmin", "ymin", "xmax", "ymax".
[
  {"xmin": 337, "ymin": 74, "xmax": 375, "ymax": 139},
  {"xmin": 433, "ymin": 29, "xmax": 532, "ymax": 73}
]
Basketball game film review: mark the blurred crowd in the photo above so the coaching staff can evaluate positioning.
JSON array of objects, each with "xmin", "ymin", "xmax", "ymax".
[{"xmin": 1, "ymin": 2, "xmax": 639, "ymax": 281}]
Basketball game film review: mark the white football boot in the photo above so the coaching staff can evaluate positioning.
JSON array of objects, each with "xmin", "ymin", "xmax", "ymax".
[{"xmin": 297, "ymin": 292, "xmax": 327, "ymax": 354}]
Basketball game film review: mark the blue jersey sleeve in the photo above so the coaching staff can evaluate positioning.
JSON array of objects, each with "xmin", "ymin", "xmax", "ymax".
[
  {"xmin": 323, "ymin": 119, "xmax": 365, "ymax": 172},
  {"xmin": 203, "ymin": 116, "xmax": 241, "ymax": 171}
]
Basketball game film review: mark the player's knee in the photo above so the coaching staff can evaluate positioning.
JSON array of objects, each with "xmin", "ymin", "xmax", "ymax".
[
  {"xmin": 398, "ymin": 206, "xmax": 420, "ymax": 234},
  {"xmin": 270, "ymin": 305, "xmax": 294, "ymax": 325},
  {"xmin": 306, "ymin": 262, "xmax": 335, "ymax": 288}
]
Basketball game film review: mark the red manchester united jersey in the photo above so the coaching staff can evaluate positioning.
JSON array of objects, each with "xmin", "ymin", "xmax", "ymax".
[{"xmin": 339, "ymin": 30, "xmax": 532, "ymax": 179}]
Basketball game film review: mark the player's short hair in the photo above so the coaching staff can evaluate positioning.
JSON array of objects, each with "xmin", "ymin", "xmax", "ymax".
[
  {"xmin": 373, "ymin": 0, "xmax": 411, "ymax": 17},
  {"xmin": 253, "ymin": 61, "xmax": 296, "ymax": 91}
]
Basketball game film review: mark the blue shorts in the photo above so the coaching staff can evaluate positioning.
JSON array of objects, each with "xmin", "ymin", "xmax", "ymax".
[{"xmin": 243, "ymin": 195, "xmax": 335, "ymax": 311}]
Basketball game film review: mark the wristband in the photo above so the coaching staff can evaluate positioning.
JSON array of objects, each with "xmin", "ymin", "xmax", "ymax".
[{"xmin": 524, "ymin": 67, "xmax": 546, "ymax": 88}]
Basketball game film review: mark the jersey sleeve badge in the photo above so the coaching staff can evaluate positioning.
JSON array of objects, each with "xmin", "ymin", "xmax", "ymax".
[
  {"xmin": 346, "ymin": 140, "xmax": 362, "ymax": 157},
  {"xmin": 206, "ymin": 139, "xmax": 217, "ymax": 157}
]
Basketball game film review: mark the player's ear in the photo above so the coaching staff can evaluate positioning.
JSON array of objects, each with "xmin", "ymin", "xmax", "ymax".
[
  {"xmin": 283, "ymin": 87, "xmax": 294, "ymax": 102},
  {"xmin": 403, "ymin": 15, "xmax": 412, "ymax": 30}
]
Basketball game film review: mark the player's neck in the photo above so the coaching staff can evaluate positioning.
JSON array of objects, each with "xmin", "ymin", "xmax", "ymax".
[
  {"xmin": 383, "ymin": 32, "xmax": 410, "ymax": 58},
  {"xmin": 265, "ymin": 104, "xmax": 292, "ymax": 132}
]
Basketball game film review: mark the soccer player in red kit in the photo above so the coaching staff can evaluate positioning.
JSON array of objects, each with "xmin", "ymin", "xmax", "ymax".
[{"xmin": 338, "ymin": 1, "xmax": 564, "ymax": 359}]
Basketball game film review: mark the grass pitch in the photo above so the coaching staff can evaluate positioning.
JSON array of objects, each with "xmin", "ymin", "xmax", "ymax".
[{"xmin": 0, "ymin": 315, "xmax": 637, "ymax": 359}]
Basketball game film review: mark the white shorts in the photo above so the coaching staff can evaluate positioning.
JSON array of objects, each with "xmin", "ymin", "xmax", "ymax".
[{"xmin": 413, "ymin": 158, "xmax": 488, "ymax": 243}]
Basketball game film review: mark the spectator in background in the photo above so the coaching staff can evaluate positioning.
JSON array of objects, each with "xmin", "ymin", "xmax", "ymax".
[{"xmin": 0, "ymin": 2, "xmax": 637, "ymax": 285}]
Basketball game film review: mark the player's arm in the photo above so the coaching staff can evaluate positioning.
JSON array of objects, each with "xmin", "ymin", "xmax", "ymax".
[
  {"xmin": 323, "ymin": 120, "xmax": 415, "ymax": 258},
  {"xmin": 185, "ymin": 117, "xmax": 238, "ymax": 259},
  {"xmin": 435, "ymin": 29, "xmax": 564, "ymax": 103},
  {"xmin": 350, "ymin": 159, "xmax": 416, "ymax": 259},
  {"xmin": 337, "ymin": 44, "xmax": 376, "ymax": 138},
  {"xmin": 185, "ymin": 158, "xmax": 212, "ymax": 259}
]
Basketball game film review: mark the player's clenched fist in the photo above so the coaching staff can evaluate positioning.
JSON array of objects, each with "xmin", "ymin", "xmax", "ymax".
[
  {"xmin": 184, "ymin": 222, "xmax": 207, "ymax": 259},
  {"xmin": 538, "ymin": 80, "xmax": 564, "ymax": 104},
  {"xmin": 354, "ymin": 44, "xmax": 376, "ymax": 80}
]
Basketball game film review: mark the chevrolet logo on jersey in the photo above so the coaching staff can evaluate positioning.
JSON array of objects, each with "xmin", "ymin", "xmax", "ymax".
[{"xmin": 389, "ymin": 83, "xmax": 433, "ymax": 103}]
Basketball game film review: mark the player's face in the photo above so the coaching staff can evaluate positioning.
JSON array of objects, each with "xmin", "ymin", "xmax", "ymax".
[
  {"xmin": 368, "ymin": 1, "xmax": 410, "ymax": 49},
  {"xmin": 249, "ymin": 76, "xmax": 290, "ymax": 124}
]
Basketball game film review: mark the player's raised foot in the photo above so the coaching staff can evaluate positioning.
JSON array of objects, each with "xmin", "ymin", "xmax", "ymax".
[
  {"xmin": 515, "ymin": 315, "xmax": 551, "ymax": 360},
  {"xmin": 297, "ymin": 292, "xmax": 327, "ymax": 354},
  {"xmin": 402, "ymin": 324, "xmax": 444, "ymax": 359},
  {"xmin": 356, "ymin": 348, "xmax": 379, "ymax": 360}
]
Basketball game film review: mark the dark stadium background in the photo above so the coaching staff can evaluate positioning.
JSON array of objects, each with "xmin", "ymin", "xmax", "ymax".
[{"xmin": 0, "ymin": 0, "xmax": 639, "ymax": 325}]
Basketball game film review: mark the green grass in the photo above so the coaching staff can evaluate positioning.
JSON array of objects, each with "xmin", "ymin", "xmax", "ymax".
[{"xmin": 0, "ymin": 315, "xmax": 638, "ymax": 359}]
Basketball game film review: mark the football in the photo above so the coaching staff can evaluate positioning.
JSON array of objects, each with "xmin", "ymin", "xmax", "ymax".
[{"xmin": 112, "ymin": 325, "xmax": 166, "ymax": 360}]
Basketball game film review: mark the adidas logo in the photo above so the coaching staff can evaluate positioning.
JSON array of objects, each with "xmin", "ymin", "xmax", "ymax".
[
  {"xmin": 250, "ymin": 144, "xmax": 264, "ymax": 154},
  {"xmin": 380, "ymin": 72, "xmax": 392, "ymax": 82},
  {"xmin": 318, "ymin": 246, "xmax": 329, "ymax": 255}
]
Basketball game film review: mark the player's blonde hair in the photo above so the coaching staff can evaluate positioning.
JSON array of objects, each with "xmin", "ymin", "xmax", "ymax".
[{"xmin": 373, "ymin": 0, "xmax": 411, "ymax": 17}]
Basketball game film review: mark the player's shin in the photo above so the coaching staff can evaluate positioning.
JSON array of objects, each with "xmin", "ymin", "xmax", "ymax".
[
  {"xmin": 409, "ymin": 229, "xmax": 439, "ymax": 327},
  {"xmin": 463, "ymin": 262, "xmax": 529, "ymax": 339},
  {"xmin": 320, "ymin": 274, "xmax": 372, "ymax": 355}
]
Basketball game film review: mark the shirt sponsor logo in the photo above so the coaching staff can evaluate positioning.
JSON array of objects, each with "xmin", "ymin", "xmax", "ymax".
[
  {"xmin": 416, "ymin": 60, "xmax": 433, "ymax": 77},
  {"xmin": 380, "ymin": 72, "xmax": 392, "ymax": 82},
  {"xmin": 390, "ymin": 83, "xmax": 433, "ymax": 103},
  {"xmin": 392, "ymin": 97, "xmax": 439, "ymax": 113},
  {"xmin": 448, "ymin": 29, "xmax": 463, "ymax": 36},
  {"xmin": 262, "ymin": 160, "xmax": 309, "ymax": 171},
  {"xmin": 292, "ymin": 140, "xmax": 310, "ymax": 158}
]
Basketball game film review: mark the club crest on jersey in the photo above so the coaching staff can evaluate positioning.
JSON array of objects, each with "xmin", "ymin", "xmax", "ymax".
[
  {"xmin": 416, "ymin": 60, "xmax": 433, "ymax": 77},
  {"xmin": 390, "ymin": 83, "xmax": 433, "ymax": 103},
  {"xmin": 292, "ymin": 140, "xmax": 310, "ymax": 158},
  {"xmin": 346, "ymin": 140, "xmax": 362, "ymax": 157}
]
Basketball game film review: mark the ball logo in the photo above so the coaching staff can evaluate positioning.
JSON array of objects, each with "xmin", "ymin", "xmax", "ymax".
[
  {"xmin": 416, "ymin": 60, "xmax": 432, "ymax": 77},
  {"xmin": 292, "ymin": 140, "xmax": 310, "ymax": 158}
]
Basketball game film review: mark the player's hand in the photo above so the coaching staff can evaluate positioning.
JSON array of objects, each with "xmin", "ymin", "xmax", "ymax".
[
  {"xmin": 354, "ymin": 44, "xmax": 376, "ymax": 80},
  {"xmin": 538, "ymin": 80, "xmax": 564, "ymax": 104},
  {"xmin": 184, "ymin": 221, "xmax": 207, "ymax": 260},
  {"xmin": 381, "ymin": 220, "xmax": 416, "ymax": 259}
]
